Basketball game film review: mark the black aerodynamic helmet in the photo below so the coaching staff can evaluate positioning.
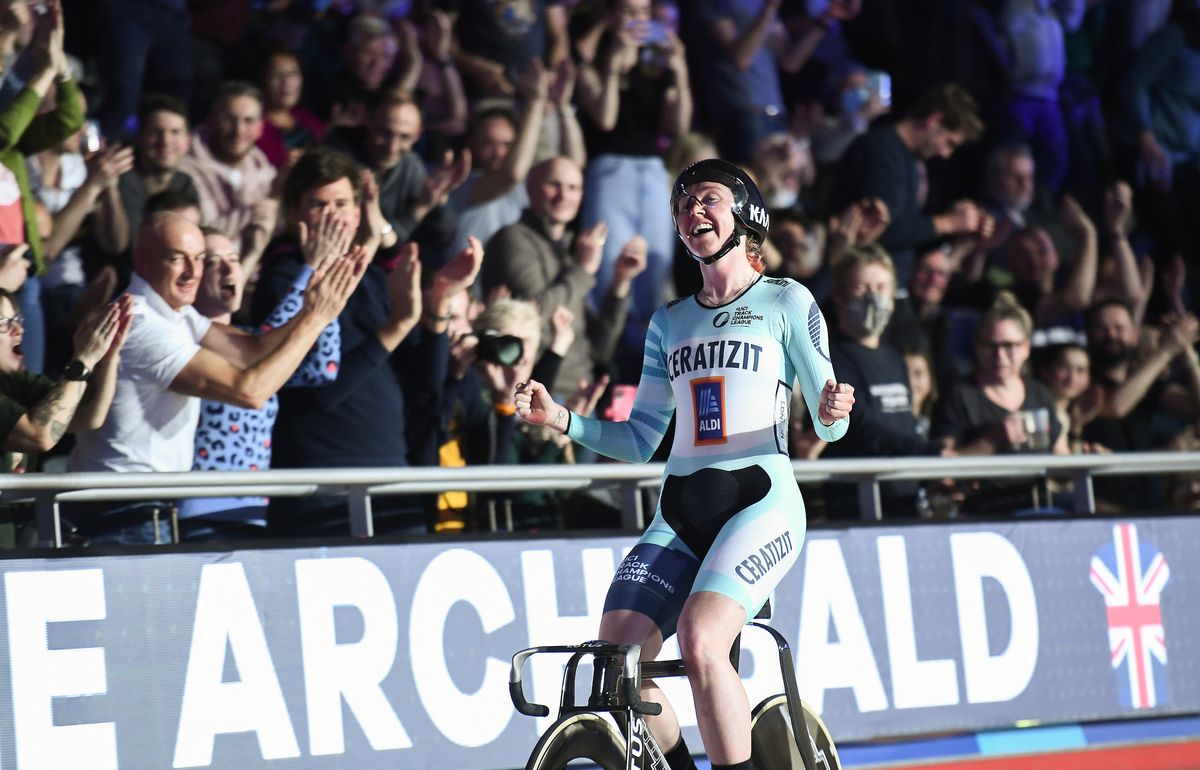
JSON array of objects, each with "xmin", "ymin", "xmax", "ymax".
[{"xmin": 671, "ymin": 158, "xmax": 770, "ymax": 264}]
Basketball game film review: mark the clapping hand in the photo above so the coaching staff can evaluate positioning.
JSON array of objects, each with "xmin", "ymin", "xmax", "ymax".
[
  {"xmin": 1104, "ymin": 181, "xmax": 1133, "ymax": 235},
  {"xmin": 548, "ymin": 58, "xmax": 577, "ymax": 108},
  {"xmin": 85, "ymin": 145, "xmax": 135, "ymax": 191},
  {"xmin": 388, "ymin": 243, "xmax": 423, "ymax": 327},
  {"xmin": 419, "ymin": 149, "xmax": 472, "ymax": 209},
  {"xmin": 304, "ymin": 246, "xmax": 370, "ymax": 323},
  {"xmin": 550, "ymin": 305, "xmax": 575, "ymax": 355},
  {"xmin": 0, "ymin": 244, "xmax": 28, "ymax": 293},
  {"xmin": 1058, "ymin": 193, "xmax": 1095, "ymax": 236},
  {"xmin": 564, "ymin": 374, "xmax": 610, "ymax": 419},
  {"xmin": 72, "ymin": 301, "xmax": 123, "ymax": 370},
  {"xmin": 299, "ymin": 208, "xmax": 356, "ymax": 275},
  {"xmin": 359, "ymin": 168, "xmax": 391, "ymax": 256},
  {"xmin": 431, "ymin": 235, "xmax": 484, "ymax": 305},
  {"xmin": 855, "ymin": 197, "xmax": 890, "ymax": 244},
  {"xmin": 516, "ymin": 57, "xmax": 549, "ymax": 104},
  {"xmin": 574, "ymin": 221, "xmax": 608, "ymax": 275},
  {"xmin": 613, "ymin": 235, "xmax": 649, "ymax": 286}
]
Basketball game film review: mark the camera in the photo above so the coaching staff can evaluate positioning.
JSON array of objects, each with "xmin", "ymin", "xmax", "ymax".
[{"xmin": 474, "ymin": 330, "xmax": 524, "ymax": 366}]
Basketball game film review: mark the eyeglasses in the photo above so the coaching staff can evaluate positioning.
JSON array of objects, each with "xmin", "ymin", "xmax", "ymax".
[
  {"xmin": 0, "ymin": 314, "xmax": 24, "ymax": 334},
  {"xmin": 675, "ymin": 193, "xmax": 726, "ymax": 215}
]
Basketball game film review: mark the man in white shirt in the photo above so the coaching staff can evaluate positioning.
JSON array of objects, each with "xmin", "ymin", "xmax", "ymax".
[{"xmin": 69, "ymin": 211, "xmax": 363, "ymax": 543}]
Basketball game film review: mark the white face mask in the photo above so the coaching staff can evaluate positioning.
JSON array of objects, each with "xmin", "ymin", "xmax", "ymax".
[
  {"xmin": 844, "ymin": 291, "xmax": 894, "ymax": 338},
  {"xmin": 766, "ymin": 188, "xmax": 799, "ymax": 210}
]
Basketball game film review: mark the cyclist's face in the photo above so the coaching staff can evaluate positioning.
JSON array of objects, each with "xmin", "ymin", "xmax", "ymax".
[{"xmin": 676, "ymin": 181, "xmax": 735, "ymax": 256}]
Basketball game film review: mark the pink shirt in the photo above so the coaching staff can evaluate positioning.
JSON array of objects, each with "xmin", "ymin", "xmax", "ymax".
[
  {"xmin": 178, "ymin": 129, "xmax": 276, "ymax": 241},
  {"xmin": 0, "ymin": 164, "xmax": 25, "ymax": 244}
]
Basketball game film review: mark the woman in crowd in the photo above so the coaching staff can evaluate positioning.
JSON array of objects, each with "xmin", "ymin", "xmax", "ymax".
[
  {"xmin": 933, "ymin": 291, "xmax": 1068, "ymax": 513},
  {"xmin": 575, "ymin": 0, "xmax": 693, "ymax": 333},
  {"xmin": 257, "ymin": 48, "xmax": 325, "ymax": 171}
]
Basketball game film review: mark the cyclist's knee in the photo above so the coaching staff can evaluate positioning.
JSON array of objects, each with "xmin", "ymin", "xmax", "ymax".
[
  {"xmin": 676, "ymin": 598, "xmax": 743, "ymax": 670},
  {"xmin": 598, "ymin": 609, "xmax": 663, "ymax": 659}
]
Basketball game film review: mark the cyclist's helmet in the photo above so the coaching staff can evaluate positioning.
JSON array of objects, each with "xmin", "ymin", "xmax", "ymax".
[{"xmin": 671, "ymin": 158, "xmax": 770, "ymax": 264}]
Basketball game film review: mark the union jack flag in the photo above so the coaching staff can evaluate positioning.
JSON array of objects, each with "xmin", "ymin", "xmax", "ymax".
[{"xmin": 1088, "ymin": 523, "xmax": 1171, "ymax": 709}]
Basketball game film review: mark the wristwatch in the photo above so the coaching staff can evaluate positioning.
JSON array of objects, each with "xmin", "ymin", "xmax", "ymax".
[{"xmin": 62, "ymin": 359, "xmax": 92, "ymax": 382}]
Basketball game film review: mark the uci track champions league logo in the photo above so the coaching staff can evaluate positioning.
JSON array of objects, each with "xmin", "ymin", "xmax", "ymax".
[{"xmin": 1089, "ymin": 523, "xmax": 1171, "ymax": 709}]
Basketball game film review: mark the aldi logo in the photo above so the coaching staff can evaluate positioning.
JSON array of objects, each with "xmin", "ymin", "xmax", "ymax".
[
  {"xmin": 1089, "ymin": 523, "xmax": 1171, "ymax": 709},
  {"xmin": 691, "ymin": 376, "xmax": 727, "ymax": 445}
]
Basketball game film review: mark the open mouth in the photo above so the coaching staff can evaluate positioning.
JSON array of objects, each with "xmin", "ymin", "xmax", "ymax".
[
  {"xmin": 219, "ymin": 282, "xmax": 237, "ymax": 300},
  {"xmin": 13, "ymin": 343, "xmax": 22, "ymax": 357},
  {"xmin": 690, "ymin": 223, "xmax": 715, "ymax": 237}
]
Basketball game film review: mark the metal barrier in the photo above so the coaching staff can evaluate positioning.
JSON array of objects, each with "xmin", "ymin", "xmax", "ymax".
[{"xmin": 2, "ymin": 451, "xmax": 1198, "ymax": 546}]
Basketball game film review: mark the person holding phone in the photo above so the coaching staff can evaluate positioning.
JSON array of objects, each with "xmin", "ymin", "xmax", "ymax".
[
  {"xmin": 515, "ymin": 159, "xmax": 853, "ymax": 770},
  {"xmin": 575, "ymin": 0, "xmax": 692, "ymax": 357}
]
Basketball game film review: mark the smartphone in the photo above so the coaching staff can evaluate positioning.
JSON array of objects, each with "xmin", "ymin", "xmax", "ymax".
[
  {"xmin": 867, "ymin": 71, "xmax": 892, "ymax": 109},
  {"xmin": 643, "ymin": 20, "xmax": 668, "ymax": 46},
  {"xmin": 83, "ymin": 120, "xmax": 102, "ymax": 154}
]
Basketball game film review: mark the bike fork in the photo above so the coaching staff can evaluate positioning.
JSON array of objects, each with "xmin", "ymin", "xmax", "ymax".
[{"xmin": 624, "ymin": 713, "xmax": 669, "ymax": 770}]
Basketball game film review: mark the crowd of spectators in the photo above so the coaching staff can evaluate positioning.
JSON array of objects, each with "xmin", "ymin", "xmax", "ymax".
[{"xmin": 0, "ymin": 0, "xmax": 1199, "ymax": 544}]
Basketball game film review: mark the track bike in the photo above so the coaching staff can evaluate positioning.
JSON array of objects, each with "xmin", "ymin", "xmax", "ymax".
[{"xmin": 508, "ymin": 606, "xmax": 841, "ymax": 770}]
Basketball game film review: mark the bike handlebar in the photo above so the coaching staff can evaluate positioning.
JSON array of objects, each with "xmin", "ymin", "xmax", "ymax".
[{"xmin": 509, "ymin": 642, "xmax": 662, "ymax": 717}]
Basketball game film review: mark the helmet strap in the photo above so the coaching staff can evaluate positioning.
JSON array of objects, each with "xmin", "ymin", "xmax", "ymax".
[{"xmin": 686, "ymin": 226, "xmax": 743, "ymax": 265}]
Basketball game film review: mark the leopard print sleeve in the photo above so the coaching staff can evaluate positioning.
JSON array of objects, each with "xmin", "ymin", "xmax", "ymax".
[{"xmin": 258, "ymin": 265, "xmax": 342, "ymax": 387}]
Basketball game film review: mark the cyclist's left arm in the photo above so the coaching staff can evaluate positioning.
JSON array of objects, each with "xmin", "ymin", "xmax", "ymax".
[{"xmin": 775, "ymin": 282, "xmax": 848, "ymax": 443}]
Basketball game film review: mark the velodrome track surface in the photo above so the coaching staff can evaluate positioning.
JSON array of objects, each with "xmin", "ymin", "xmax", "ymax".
[{"xmin": 678, "ymin": 715, "xmax": 1200, "ymax": 770}]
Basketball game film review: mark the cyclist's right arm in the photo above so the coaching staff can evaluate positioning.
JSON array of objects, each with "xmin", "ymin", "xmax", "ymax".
[{"xmin": 565, "ymin": 308, "xmax": 676, "ymax": 463}]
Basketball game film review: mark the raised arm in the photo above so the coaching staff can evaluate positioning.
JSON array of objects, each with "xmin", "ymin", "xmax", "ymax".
[
  {"xmin": 6, "ymin": 299, "xmax": 126, "ymax": 452},
  {"xmin": 171, "ymin": 250, "xmax": 365, "ymax": 409},
  {"xmin": 776, "ymin": 0, "xmax": 862, "ymax": 74},
  {"xmin": 552, "ymin": 60, "xmax": 588, "ymax": 168},
  {"xmin": 203, "ymin": 209, "xmax": 355, "ymax": 369},
  {"xmin": 43, "ymin": 145, "xmax": 134, "ymax": 261},
  {"xmin": 1048, "ymin": 195, "xmax": 1098, "ymax": 317},
  {"xmin": 576, "ymin": 32, "xmax": 635, "ymax": 132},
  {"xmin": 709, "ymin": 0, "xmax": 781, "ymax": 72},
  {"xmin": 67, "ymin": 295, "xmax": 134, "ymax": 431},
  {"xmin": 660, "ymin": 30, "xmax": 693, "ymax": 140},
  {"xmin": 421, "ymin": 10, "xmax": 467, "ymax": 136},
  {"xmin": 469, "ymin": 58, "xmax": 547, "ymax": 205},
  {"xmin": 1098, "ymin": 181, "xmax": 1145, "ymax": 308}
]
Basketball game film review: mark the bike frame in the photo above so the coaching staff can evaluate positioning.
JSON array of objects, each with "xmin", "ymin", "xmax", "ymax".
[{"xmin": 510, "ymin": 624, "xmax": 830, "ymax": 770}]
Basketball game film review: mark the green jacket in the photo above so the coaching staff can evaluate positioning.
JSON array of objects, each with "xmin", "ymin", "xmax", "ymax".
[{"xmin": 0, "ymin": 76, "xmax": 84, "ymax": 275}]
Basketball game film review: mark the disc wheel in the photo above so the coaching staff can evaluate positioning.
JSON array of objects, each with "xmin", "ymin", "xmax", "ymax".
[
  {"xmin": 525, "ymin": 712, "xmax": 628, "ymax": 770},
  {"xmin": 750, "ymin": 694, "xmax": 842, "ymax": 770}
]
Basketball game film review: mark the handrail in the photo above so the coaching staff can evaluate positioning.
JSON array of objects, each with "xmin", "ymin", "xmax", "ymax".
[{"xmin": 3, "ymin": 452, "xmax": 1197, "ymax": 546}]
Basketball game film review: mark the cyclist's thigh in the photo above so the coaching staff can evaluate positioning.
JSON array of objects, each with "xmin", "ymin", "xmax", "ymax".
[
  {"xmin": 602, "ymin": 515, "xmax": 700, "ymax": 642},
  {"xmin": 691, "ymin": 471, "xmax": 807, "ymax": 620}
]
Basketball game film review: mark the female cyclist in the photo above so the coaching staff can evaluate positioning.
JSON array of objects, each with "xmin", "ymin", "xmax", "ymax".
[{"xmin": 514, "ymin": 159, "xmax": 854, "ymax": 770}]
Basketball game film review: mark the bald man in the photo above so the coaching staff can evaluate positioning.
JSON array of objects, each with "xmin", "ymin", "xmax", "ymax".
[
  {"xmin": 480, "ymin": 156, "xmax": 643, "ymax": 394},
  {"xmin": 70, "ymin": 213, "xmax": 362, "ymax": 525}
]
